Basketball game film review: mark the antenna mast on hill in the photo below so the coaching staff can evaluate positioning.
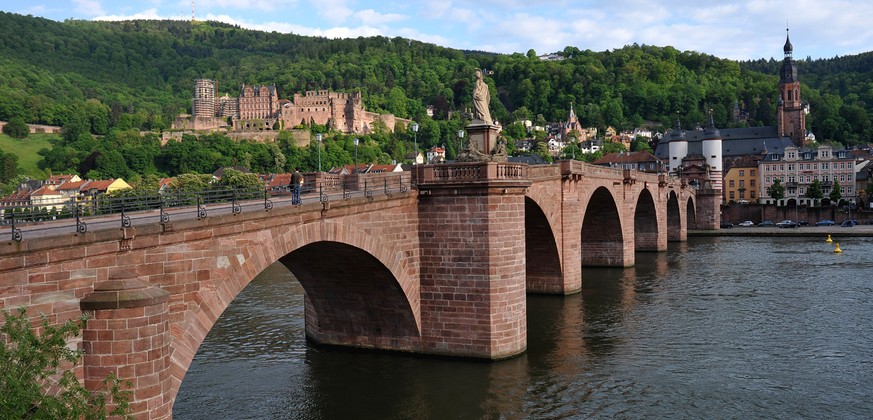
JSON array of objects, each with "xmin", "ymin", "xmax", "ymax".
[{"xmin": 192, "ymin": 0, "xmax": 195, "ymax": 22}]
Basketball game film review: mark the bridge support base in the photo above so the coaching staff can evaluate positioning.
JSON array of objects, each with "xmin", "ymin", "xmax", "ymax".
[{"xmin": 81, "ymin": 270, "xmax": 172, "ymax": 420}]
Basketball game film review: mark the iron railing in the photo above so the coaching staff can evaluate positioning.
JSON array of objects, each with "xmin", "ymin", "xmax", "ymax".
[{"xmin": 2, "ymin": 173, "xmax": 412, "ymax": 242}]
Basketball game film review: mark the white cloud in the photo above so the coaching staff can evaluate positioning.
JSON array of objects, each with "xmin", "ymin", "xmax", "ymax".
[
  {"xmin": 73, "ymin": 0, "xmax": 105, "ymax": 16},
  {"xmin": 312, "ymin": 0, "xmax": 354, "ymax": 25},
  {"xmin": 354, "ymin": 9, "xmax": 406, "ymax": 26},
  {"xmin": 195, "ymin": 0, "xmax": 299, "ymax": 12},
  {"xmin": 93, "ymin": 8, "xmax": 167, "ymax": 21}
]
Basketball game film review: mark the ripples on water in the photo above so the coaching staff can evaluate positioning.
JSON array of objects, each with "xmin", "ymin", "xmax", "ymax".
[{"xmin": 175, "ymin": 237, "xmax": 873, "ymax": 419}]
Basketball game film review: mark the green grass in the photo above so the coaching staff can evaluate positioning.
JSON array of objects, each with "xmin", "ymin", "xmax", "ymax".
[{"xmin": 0, "ymin": 132, "xmax": 57, "ymax": 178}]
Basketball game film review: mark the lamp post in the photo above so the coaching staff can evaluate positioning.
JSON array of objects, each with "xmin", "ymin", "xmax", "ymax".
[
  {"xmin": 411, "ymin": 122, "xmax": 419, "ymax": 164},
  {"xmin": 316, "ymin": 133, "xmax": 322, "ymax": 173},
  {"xmin": 457, "ymin": 129, "xmax": 464, "ymax": 159},
  {"xmin": 353, "ymin": 138, "xmax": 359, "ymax": 174}
]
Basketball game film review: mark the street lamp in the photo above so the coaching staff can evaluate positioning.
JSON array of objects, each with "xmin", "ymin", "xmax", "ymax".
[
  {"xmin": 353, "ymin": 138, "xmax": 359, "ymax": 174},
  {"xmin": 457, "ymin": 129, "xmax": 464, "ymax": 159},
  {"xmin": 316, "ymin": 133, "xmax": 322, "ymax": 173},
  {"xmin": 411, "ymin": 122, "xmax": 419, "ymax": 164}
]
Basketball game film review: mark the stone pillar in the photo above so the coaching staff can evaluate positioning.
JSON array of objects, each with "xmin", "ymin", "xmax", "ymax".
[
  {"xmin": 693, "ymin": 188, "xmax": 722, "ymax": 230},
  {"xmin": 80, "ymin": 270, "xmax": 171, "ymax": 419},
  {"xmin": 416, "ymin": 162, "xmax": 531, "ymax": 359}
]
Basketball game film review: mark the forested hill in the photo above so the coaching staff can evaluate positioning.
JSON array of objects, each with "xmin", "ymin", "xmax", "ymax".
[{"xmin": 0, "ymin": 11, "xmax": 871, "ymax": 145}]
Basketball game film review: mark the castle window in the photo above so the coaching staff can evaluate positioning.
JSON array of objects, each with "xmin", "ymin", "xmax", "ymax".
[
  {"xmin": 751, "ymin": 170, "xmax": 756, "ymax": 177},
  {"xmin": 739, "ymin": 170, "xmax": 744, "ymax": 176}
]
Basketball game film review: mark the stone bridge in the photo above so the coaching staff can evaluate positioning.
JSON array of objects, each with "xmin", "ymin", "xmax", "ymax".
[{"xmin": 0, "ymin": 161, "xmax": 717, "ymax": 418}]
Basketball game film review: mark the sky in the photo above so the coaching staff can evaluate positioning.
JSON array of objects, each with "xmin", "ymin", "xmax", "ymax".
[{"xmin": 8, "ymin": 0, "xmax": 873, "ymax": 61}]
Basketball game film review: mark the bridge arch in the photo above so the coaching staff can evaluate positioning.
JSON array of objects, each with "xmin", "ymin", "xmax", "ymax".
[
  {"xmin": 667, "ymin": 190, "xmax": 682, "ymax": 241},
  {"xmin": 686, "ymin": 196, "xmax": 697, "ymax": 229},
  {"xmin": 634, "ymin": 188, "xmax": 660, "ymax": 251},
  {"xmin": 581, "ymin": 186, "xmax": 626, "ymax": 267},
  {"xmin": 523, "ymin": 196, "xmax": 563, "ymax": 293},
  {"xmin": 168, "ymin": 220, "xmax": 420, "ymax": 404}
]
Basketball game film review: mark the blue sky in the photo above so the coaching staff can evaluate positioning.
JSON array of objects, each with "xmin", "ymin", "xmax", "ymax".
[{"xmin": 9, "ymin": 0, "xmax": 873, "ymax": 61}]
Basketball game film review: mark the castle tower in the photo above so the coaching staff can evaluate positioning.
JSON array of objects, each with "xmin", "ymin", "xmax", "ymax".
[
  {"xmin": 193, "ymin": 79, "xmax": 216, "ymax": 118},
  {"xmin": 776, "ymin": 29, "xmax": 807, "ymax": 147},
  {"xmin": 702, "ymin": 113, "xmax": 723, "ymax": 190},
  {"xmin": 667, "ymin": 119, "xmax": 687, "ymax": 174}
]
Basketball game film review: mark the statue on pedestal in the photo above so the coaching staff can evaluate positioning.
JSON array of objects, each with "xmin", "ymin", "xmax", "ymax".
[
  {"xmin": 473, "ymin": 68, "xmax": 493, "ymax": 125},
  {"xmin": 459, "ymin": 68, "xmax": 504, "ymax": 163}
]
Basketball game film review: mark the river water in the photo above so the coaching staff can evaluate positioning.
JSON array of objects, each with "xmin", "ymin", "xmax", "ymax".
[{"xmin": 174, "ymin": 236, "xmax": 873, "ymax": 419}]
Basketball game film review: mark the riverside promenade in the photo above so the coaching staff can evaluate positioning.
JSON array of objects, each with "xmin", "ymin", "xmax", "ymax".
[{"xmin": 691, "ymin": 223, "xmax": 873, "ymax": 237}]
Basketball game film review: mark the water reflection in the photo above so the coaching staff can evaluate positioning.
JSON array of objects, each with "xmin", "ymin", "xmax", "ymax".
[{"xmin": 175, "ymin": 237, "xmax": 873, "ymax": 419}]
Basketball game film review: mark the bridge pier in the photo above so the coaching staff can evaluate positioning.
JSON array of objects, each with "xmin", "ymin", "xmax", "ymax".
[
  {"xmin": 416, "ymin": 163, "xmax": 531, "ymax": 359},
  {"xmin": 80, "ymin": 269, "xmax": 172, "ymax": 419}
]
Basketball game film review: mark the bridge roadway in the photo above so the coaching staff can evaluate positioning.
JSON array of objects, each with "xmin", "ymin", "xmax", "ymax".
[{"xmin": 1, "ymin": 161, "xmax": 715, "ymax": 419}]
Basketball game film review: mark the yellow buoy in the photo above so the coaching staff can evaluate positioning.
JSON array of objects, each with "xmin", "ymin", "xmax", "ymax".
[
  {"xmin": 834, "ymin": 243, "xmax": 842, "ymax": 253},
  {"xmin": 826, "ymin": 234, "xmax": 833, "ymax": 243}
]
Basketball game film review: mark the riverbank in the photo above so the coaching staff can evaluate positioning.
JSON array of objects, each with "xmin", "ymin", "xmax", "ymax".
[{"xmin": 691, "ymin": 223, "xmax": 873, "ymax": 237}]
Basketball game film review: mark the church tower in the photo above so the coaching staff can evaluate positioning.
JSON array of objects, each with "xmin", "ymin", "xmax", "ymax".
[{"xmin": 776, "ymin": 28, "xmax": 807, "ymax": 147}]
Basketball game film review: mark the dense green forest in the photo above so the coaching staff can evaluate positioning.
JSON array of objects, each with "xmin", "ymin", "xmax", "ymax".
[{"xmin": 0, "ymin": 11, "xmax": 871, "ymax": 187}]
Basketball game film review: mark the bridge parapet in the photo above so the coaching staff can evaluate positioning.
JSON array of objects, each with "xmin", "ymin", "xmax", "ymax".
[{"xmin": 414, "ymin": 161, "xmax": 529, "ymax": 186}]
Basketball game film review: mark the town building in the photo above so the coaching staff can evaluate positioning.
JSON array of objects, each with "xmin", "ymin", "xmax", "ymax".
[
  {"xmin": 723, "ymin": 155, "xmax": 760, "ymax": 203},
  {"xmin": 759, "ymin": 144, "xmax": 856, "ymax": 205},
  {"xmin": 593, "ymin": 151, "xmax": 666, "ymax": 173}
]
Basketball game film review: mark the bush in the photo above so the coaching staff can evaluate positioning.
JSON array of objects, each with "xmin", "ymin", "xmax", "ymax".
[
  {"xmin": 3, "ymin": 117, "xmax": 29, "ymax": 139},
  {"xmin": 0, "ymin": 308, "xmax": 132, "ymax": 419}
]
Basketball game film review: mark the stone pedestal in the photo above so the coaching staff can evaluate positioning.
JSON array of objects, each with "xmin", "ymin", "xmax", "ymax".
[
  {"xmin": 80, "ymin": 270, "xmax": 171, "ymax": 420},
  {"xmin": 460, "ymin": 123, "xmax": 503, "ymax": 162}
]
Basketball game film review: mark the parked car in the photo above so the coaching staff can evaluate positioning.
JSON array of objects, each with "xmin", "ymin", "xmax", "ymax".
[
  {"xmin": 776, "ymin": 220, "xmax": 799, "ymax": 228},
  {"xmin": 798, "ymin": 220, "xmax": 809, "ymax": 226},
  {"xmin": 815, "ymin": 220, "xmax": 835, "ymax": 226},
  {"xmin": 841, "ymin": 220, "xmax": 856, "ymax": 227},
  {"xmin": 720, "ymin": 222, "xmax": 733, "ymax": 229},
  {"xmin": 758, "ymin": 220, "xmax": 775, "ymax": 227},
  {"xmin": 738, "ymin": 221, "xmax": 754, "ymax": 227}
]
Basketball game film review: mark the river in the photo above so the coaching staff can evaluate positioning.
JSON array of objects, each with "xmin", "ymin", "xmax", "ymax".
[{"xmin": 174, "ymin": 236, "xmax": 873, "ymax": 419}]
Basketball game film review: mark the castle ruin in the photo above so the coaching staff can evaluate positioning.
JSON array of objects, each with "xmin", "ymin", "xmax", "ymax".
[{"xmin": 175, "ymin": 79, "xmax": 409, "ymax": 135}]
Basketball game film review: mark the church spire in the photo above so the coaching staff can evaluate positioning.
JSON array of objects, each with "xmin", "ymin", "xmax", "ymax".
[{"xmin": 783, "ymin": 27, "xmax": 793, "ymax": 59}]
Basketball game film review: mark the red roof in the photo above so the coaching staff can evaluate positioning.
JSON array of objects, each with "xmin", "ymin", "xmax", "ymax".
[
  {"xmin": 268, "ymin": 173, "xmax": 292, "ymax": 188},
  {"xmin": 57, "ymin": 180, "xmax": 90, "ymax": 191},
  {"xmin": 30, "ymin": 186, "xmax": 61, "ymax": 196},
  {"xmin": 85, "ymin": 179, "xmax": 115, "ymax": 192},
  {"xmin": 45, "ymin": 174, "xmax": 77, "ymax": 185}
]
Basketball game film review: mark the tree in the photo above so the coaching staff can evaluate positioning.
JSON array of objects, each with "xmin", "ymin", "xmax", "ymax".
[
  {"xmin": 215, "ymin": 168, "xmax": 263, "ymax": 193},
  {"xmin": 533, "ymin": 141, "xmax": 552, "ymax": 163},
  {"xmin": 167, "ymin": 173, "xmax": 213, "ymax": 194},
  {"xmin": 0, "ymin": 308, "xmax": 132, "ymax": 419},
  {"xmin": 2, "ymin": 116, "xmax": 29, "ymax": 139},
  {"xmin": 630, "ymin": 136, "xmax": 652, "ymax": 153},
  {"xmin": 767, "ymin": 178, "xmax": 785, "ymax": 201},
  {"xmin": 806, "ymin": 179, "xmax": 823, "ymax": 200},
  {"xmin": 829, "ymin": 180, "xmax": 842, "ymax": 203},
  {"xmin": 561, "ymin": 143, "xmax": 582, "ymax": 160},
  {"xmin": 0, "ymin": 148, "xmax": 18, "ymax": 183}
]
